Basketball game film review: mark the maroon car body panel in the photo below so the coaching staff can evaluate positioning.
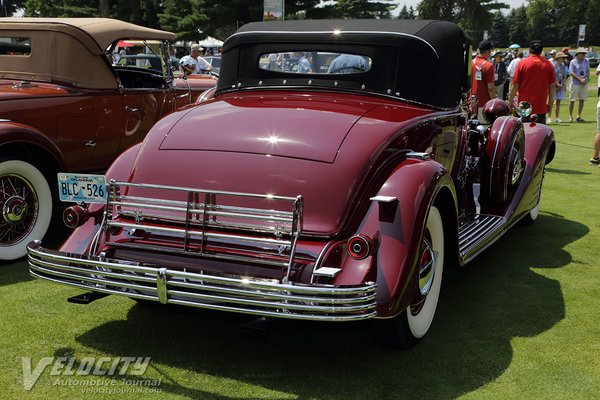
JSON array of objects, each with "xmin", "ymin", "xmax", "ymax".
[
  {"xmin": 27, "ymin": 19, "xmax": 555, "ymax": 328},
  {"xmin": 120, "ymin": 91, "xmax": 434, "ymax": 235}
]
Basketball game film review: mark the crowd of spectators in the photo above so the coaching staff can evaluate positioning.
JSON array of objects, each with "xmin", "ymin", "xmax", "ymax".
[{"xmin": 472, "ymin": 40, "xmax": 599, "ymax": 166}]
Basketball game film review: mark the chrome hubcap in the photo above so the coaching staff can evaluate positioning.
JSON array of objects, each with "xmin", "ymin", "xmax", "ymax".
[
  {"xmin": 418, "ymin": 238, "xmax": 436, "ymax": 296},
  {"xmin": 2, "ymin": 196, "xmax": 28, "ymax": 223},
  {"xmin": 511, "ymin": 148, "xmax": 523, "ymax": 185},
  {"xmin": 0, "ymin": 174, "xmax": 38, "ymax": 245}
]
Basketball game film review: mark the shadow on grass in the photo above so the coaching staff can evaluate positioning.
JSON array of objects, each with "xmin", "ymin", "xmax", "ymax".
[
  {"xmin": 74, "ymin": 214, "xmax": 586, "ymax": 400},
  {"xmin": 0, "ymin": 222, "xmax": 71, "ymax": 286},
  {"xmin": 546, "ymin": 167, "xmax": 592, "ymax": 175}
]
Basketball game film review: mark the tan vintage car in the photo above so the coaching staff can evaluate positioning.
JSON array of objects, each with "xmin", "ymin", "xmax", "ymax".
[{"xmin": 0, "ymin": 18, "xmax": 217, "ymax": 261}]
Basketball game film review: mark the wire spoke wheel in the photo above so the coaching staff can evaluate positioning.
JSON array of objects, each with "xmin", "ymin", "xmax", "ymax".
[
  {"xmin": 0, "ymin": 159, "xmax": 52, "ymax": 261},
  {"xmin": 0, "ymin": 174, "xmax": 39, "ymax": 245}
]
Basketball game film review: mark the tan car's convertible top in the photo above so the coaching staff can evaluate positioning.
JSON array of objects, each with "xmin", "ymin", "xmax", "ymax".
[{"xmin": 0, "ymin": 18, "xmax": 176, "ymax": 89}]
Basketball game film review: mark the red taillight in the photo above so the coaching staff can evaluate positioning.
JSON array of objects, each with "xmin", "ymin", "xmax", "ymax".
[
  {"xmin": 62, "ymin": 205, "xmax": 90, "ymax": 228},
  {"xmin": 346, "ymin": 234, "xmax": 373, "ymax": 260}
]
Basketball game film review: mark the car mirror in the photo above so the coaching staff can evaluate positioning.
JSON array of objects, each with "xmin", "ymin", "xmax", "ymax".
[{"xmin": 515, "ymin": 101, "xmax": 532, "ymax": 118}]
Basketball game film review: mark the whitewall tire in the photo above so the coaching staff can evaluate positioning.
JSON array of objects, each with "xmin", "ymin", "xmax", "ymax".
[
  {"xmin": 0, "ymin": 159, "xmax": 52, "ymax": 261},
  {"xmin": 376, "ymin": 205, "xmax": 445, "ymax": 349}
]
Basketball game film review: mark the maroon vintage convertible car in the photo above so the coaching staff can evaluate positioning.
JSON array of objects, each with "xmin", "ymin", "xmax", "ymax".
[
  {"xmin": 0, "ymin": 18, "xmax": 216, "ymax": 260},
  {"xmin": 28, "ymin": 20, "xmax": 555, "ymax": 348}
]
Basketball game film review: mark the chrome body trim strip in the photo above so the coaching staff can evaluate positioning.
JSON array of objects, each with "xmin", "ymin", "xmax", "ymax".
[
  {"xmin": 370, "ymin": 195, "xmax": 398, "ymax": 203},
  {"xmin": 228, "ymin": 30, "xmax": 440, "ymax": 58},
  {"xmin": 489, "ymin": 117, "xmax": 511, "ymax": 199},
  {"xmin": 405, "ymin": 152, "xmax": 431, "ymax": 160}
]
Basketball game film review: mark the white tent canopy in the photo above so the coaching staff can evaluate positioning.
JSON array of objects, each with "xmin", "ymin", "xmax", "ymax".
[{"xmin": 198, "ymin": 36, "xmax": 223, "ymax": 47}]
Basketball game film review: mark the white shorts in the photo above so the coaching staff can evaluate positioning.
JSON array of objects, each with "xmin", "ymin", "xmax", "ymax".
[
  {"xmin": 570, "ymin": 84, "xmax": 588, "ymax": 101},
  {"xmin": 596, "ymin": 100, "xmax": 600, "ymax": 131}
]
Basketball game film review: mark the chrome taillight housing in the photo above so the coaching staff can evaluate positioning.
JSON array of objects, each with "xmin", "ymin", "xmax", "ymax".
[
  {"xmin": 346, "ymin": 234, "xmax": 373, "ymax": 260},
  {"xmin": 62, "ymin": 205, "xmax": 90, "ymax": 228}
]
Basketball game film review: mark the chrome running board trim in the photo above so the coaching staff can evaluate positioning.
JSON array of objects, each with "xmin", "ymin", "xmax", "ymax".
[{"xmin": 458, "ymin": 214, "xmax": 507, "ymax": 264}]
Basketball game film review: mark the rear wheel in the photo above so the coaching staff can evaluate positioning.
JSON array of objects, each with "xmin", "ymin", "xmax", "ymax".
[
  {"xmin": 0, "ymin": 159, "xmax": 52, "ymax": 261},
  {"xmin": 377, "ymin": 205, "xmax": 445, "ymax": 349}
]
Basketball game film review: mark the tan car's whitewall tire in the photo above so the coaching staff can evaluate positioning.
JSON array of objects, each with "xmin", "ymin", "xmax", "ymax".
[{"xmin": 0, "ymin": 159, "xmax": 52, "ymax": 261}]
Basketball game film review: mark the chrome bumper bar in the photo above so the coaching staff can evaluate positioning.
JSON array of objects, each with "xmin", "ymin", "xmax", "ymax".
[{"xmin": 27, "ymin": 241, "xmax": 377, "ymax": 321}]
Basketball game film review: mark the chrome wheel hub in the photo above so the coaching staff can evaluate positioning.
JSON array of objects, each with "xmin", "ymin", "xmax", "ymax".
[
  {"xmin": 511, "ymin": 149, "xmax": 523, "ymax": 185},
  {"xmin": 0, "ymin": 174, "xmax": 38, "ymax": 245},
  {"xmin": 418, "ymin": 238, "xmax": 436, "ymax": 296},
  {"xmin": 2, "ymin": 196, "xmax": 28, "ymax": 223}
]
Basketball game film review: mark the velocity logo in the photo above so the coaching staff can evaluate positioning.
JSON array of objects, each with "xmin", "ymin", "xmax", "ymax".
[{"xmin": 21, "ymin": 356, "xmax": 151, "ymax": 391}]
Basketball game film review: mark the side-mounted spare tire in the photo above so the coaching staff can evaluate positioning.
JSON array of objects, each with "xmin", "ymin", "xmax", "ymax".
[{"xmin": 480, "ymin": 116, "xmax": 526, "ymax": 206}]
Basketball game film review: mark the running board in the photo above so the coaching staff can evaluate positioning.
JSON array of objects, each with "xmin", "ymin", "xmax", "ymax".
[{"xmin": 458, "ymin": 214, "xmax": 507, "ymax": 264}]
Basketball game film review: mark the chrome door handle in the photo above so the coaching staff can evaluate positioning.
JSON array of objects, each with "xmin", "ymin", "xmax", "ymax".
[{"xmin": 85, "ymin": 141, "xmax": 97, "ymax": 147}]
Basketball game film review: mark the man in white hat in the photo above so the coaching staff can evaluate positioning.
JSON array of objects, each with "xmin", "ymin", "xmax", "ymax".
[
  {"xmin": 179, "ymin": 43, "xmax": 213, "ymax": 74},
  {"xmin": 569, "ymin": 48, "xmax": 589, "ymax": 122}
]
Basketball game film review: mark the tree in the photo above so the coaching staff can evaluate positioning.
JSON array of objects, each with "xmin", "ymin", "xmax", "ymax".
[
  {"xmin": 397, "ymin": 4, "xmax": 416, "ymax": 19},
  {"xmin": 285, "ymin": 0, "xmax": 322, "ymax": 19},
  {"xmin": 99, "ymin": 0, "xmax": 110, "ymax": 17},
  {"xmin": 1, "ymin": 0, "xmax": 25, "ymax": 16},
  {"xmin": 507, "ymin": 6, "xmax": 528, "ymax": 47},
  {"xmin": 526, "ymin": 0, "xmax": 557, "ymax": 45},
  {"xmin": 417, "ymin": 0, "xmax": 508, "ymax": 43},
  {"xmin": 158, "ymin": 0, "xmax": 209, "ymax": 40},
  {"xmin": 333, "ymin": 0, "xmax": 394, "ymax": 19},
  {"xmin": 585, "ymin": 0, "xmax": 600, "ymax": 45},
  {"xmin": 201, "ymin": 0, "xmax": 263, "ymax": 41},
  {"xmin": 417, "ymin": 0, "xmax": 457, "ymax": 21},
  {"xmin": 552, "ymin": 0, "xmax": 584, "ymax": 47},
  {"xmin": 113, "ymin": 0, "xmax": 162, "ymax": 27},
  {"xmin": 491, "ymin": 11, "xmax": 509, "ymax": 48},
  {"xmin": 23, "ymin": 0, "xmax": 97, "ymax": 17}
]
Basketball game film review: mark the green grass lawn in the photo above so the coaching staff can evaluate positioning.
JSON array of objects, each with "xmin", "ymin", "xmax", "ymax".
[{"xmin": 1, "ymin": 96, "xmax": 600, "ymax": 400}]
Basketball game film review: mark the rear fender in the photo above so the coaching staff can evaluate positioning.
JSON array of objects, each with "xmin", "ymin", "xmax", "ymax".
[
  {"xmin": 328, "ymin": 158, "xmax": 454, "ymax": 318},
  {"xmin": 0, "ymin": 121, "xmax": 63, "ymax": 168},
  {"xmin": 505, "ymin": 120, "xmax": 555, "ymax": 220}
]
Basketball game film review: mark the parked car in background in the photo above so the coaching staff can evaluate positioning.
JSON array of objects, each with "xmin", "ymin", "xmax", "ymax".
[
  {"xmin": 28, "ymin": 19, "xmax": 555, "ymax": 348},
  {"xmin": 0, "ymin": 17, "xmax": 217, "ymax": 261},
  {"xmin": 586, "ymin": 50, "xmax": 599, "ymax": 67},
  {"xmin": 116, "ymin": 53, "xmax": 181, "ymax": 70},
  {"xmin": 203, "ymin": 56, "xmax": 221, "ymax": 74}
]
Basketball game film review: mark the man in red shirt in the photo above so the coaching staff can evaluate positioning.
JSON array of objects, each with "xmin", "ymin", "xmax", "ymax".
[
  {"xmin": 471, "ymin": 40, "xmax": 496, "ymax": 119},
  {"xmin": 508, "ymin": 40, "xmax": 556, "ymax": 124}
]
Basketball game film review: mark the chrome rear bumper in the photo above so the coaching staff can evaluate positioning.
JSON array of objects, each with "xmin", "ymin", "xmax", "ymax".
[{"xmin": 28, "ymin": 241, "xmax": 377, "ymax": 321}]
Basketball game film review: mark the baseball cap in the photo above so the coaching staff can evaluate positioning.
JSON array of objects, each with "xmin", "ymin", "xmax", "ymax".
[{"xmin": 530, "ymin": 40, "xmax": 543, "ymax": 54}]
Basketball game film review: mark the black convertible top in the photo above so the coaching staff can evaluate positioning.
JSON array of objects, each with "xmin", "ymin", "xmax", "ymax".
[{"xmin": 217, "ymin": 19, "xmax": 472, "ymax": 108}]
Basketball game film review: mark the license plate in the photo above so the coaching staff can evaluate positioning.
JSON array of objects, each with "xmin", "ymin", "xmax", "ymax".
[{"xmin": 58, "ymin": 173, "xmax": 107, "ymax": 204}]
